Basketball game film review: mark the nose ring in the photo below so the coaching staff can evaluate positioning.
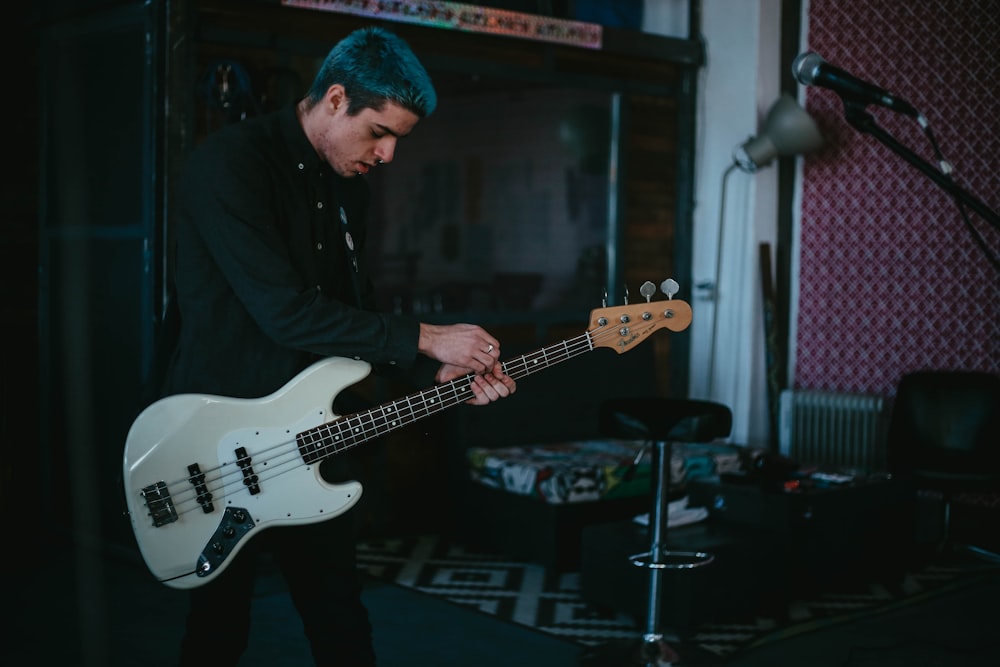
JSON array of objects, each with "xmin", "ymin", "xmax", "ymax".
[{"xmin": 376, "ymin": 159, "xmax": 384, "ymax": 165}]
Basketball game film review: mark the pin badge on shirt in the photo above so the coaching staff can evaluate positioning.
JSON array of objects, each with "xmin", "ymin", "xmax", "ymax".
[{"xmin": 340, "ymin": 206, "xmax": 359, "ymax": 272}]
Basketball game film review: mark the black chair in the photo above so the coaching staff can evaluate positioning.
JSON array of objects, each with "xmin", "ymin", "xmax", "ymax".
[
  {"xmin": 596, "ymin": 397, "xmax": 733, "ymax": 667},
  {"xmin": 885, "ymin": 370, "xmax": 1000, "ymax": 563}
]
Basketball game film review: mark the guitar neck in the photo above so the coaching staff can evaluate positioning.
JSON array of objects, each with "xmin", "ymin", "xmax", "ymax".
[
  {"xmin": 296, "ymin": 294, "xmax": 692, "ymax": 464},
  {"xmin": 296, "ymin": 331, "xmax": 593, "ymax": 463}
]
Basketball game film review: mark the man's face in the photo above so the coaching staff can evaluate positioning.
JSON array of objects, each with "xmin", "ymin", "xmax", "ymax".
[{"xmin": 317, "ymin": 95, "xmax": 420, "ymax": 178}]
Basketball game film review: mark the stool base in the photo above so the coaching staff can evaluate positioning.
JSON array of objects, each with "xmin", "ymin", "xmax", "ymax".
[
  {"xmin": 578, "ymin": 636, "xmax": 680, "ymax": 667},
  {"xmin": 630, "ymin": 549, "xmax": 715, "ymax": 570}
]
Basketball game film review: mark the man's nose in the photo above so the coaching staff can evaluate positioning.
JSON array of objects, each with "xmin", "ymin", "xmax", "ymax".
[{"xmin": 375, "ymin": 137, "xmax": 398, "ymax": 164}]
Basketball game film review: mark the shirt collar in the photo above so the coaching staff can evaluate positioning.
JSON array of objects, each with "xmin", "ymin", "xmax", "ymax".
[{"xmin": 279, "ymin": 101, "xmax": 326, "ymax": 173}]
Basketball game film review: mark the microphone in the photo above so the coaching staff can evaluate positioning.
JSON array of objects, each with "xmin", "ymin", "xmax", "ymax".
[{"xmin": 792, "ymin": 52, "xmax": 919, "ymax": 117}]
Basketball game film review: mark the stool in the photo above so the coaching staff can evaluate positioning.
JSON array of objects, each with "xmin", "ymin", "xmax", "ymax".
[{"xmin": 596, "ymin": 397, "xmax": 733, "ymax": 666}]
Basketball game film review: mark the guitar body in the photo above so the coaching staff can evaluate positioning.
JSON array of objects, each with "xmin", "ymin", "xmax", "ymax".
[{"xmin": 123, "ymin": 356, "xmax": 371, "ymax": 589}]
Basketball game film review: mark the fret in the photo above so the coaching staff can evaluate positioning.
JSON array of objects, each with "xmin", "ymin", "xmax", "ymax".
[
  {"xmin": 295, "ymin": 427, "xmax": 325, "ymax": 464},
  {"xmin": 410, "ymin": 390, "xmax": 432, "ymax": 421},
  {"xmin": 370, "ymin": 402, "xmax": 399, "ymax": 437},
  {"xmin": 343, "ymin": 413, "xmax": 365, "ymax": 445}
]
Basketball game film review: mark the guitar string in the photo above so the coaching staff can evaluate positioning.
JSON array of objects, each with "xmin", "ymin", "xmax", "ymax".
[
  {"xmin": 140, "ymin": 310, "xmax": 678, "ymax": 524},
  {"xmin": 147, "ymin": 327, "xmax": 595, "ymax": 522},
  {"xmin": 142, "ymin": 319, "xmax": 656, "ymax": 523}
]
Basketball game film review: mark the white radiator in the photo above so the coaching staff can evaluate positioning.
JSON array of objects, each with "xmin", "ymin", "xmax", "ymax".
[{"xmin": 778, "ymin": 389, "xmax": 887, "ymax": 471}]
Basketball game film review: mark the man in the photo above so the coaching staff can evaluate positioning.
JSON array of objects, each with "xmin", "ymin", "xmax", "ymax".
[{"xmin": 161, "ymin": 26, "xmax": 516, "ymax": 666}]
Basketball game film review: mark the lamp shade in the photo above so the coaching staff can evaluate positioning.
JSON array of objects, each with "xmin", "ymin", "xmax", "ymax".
[{"xmin": 733, "ymin": 94, "xmax": 823, "ymax": 172}]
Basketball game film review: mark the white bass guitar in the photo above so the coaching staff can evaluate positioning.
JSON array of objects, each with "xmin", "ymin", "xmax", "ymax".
[{"xmin": 123, "ymin": 288, "xmax": 691, "ymax": 589}]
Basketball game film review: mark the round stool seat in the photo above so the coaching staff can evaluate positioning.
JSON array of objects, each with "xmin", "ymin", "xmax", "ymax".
[{"xmin": 600, "ymin": 397, "xmax": 733, "ymax": 443}]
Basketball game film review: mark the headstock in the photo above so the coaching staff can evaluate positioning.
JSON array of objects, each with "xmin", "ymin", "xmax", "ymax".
[{"xmin": 586, "ymin": 280, "xmax": 692, "ymax": 354}]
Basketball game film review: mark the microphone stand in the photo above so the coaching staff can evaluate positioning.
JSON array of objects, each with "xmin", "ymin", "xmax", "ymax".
[{"xmin": 842, "ymin": 101, "xmax": 1000, "ymax": 232}]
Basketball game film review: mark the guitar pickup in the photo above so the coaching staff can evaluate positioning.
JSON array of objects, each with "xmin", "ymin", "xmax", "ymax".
[
  {"xmin": 235, "ymin": 447, "xmax": 260, "ymax": 495},
  {"xmin": 140, "ymin": 481, "xmax": 178, "ymax": 527},
  {"xmin": 187, "ymin": 463, "xmax": 214, "ymax": 513}
]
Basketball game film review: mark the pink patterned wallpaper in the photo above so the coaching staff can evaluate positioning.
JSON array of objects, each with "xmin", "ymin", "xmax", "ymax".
[{"xmin": 796, "ymin": 0, "xmax": 999, "ymax": 397}]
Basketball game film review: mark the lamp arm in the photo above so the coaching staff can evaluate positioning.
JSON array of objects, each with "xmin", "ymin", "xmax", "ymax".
[
  {"xmin": 707, "ymin": 162, "xmax": 740, "ymax": 398},
  {"xmin": 843, "ymin": 103, "xmax": 1000, "ymax": 232}
]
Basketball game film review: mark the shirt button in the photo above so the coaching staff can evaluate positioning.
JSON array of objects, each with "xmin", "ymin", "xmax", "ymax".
[
  {"xmin": 317, "ymin": 201, "xmax": 324, "ymax": 209},
  {"xmin": 316, "ymin": 242, "xmax": 323, "ymax": 250},
  {"xmin": 316, "ymin": 285, "xmax": 322, "ymax": 291},
  {"xmin": 297, "ymin": 163, "xmax": 304, "ymax": 170},
  {"xmin": 389, "ymin": 360, "xmax": 397, "ymax": 365}
]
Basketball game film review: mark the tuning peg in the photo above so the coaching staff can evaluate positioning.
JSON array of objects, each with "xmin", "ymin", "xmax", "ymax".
[
  {"xmin": 660, "ymin": 278, "xmax": 679, "ymax": 300},
  {"xmin": 639, "ymin": 281, "xmax": 656, "ymax": 302}
]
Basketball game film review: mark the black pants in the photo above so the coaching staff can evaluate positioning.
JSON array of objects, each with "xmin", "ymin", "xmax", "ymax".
[{"xmin": 177, "ymin": 511, "xmax": 375, "ymax": 666}]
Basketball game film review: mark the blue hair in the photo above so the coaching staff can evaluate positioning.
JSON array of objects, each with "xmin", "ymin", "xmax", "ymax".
[{"xmin": 307, "ymin": 26, "xmax": 437, "ymax": 117}]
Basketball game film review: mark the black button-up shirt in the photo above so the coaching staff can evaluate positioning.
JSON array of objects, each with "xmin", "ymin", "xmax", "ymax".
[{"xmin": 164, "ymin": 104, "xmax": 424, "ymax": 399}]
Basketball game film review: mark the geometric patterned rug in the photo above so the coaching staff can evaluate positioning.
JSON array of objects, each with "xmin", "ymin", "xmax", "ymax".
[
  {"xmin": 357, "ymin": 535, "xmax": 640, "ymax": 647},
  {"xmin": 357, "ymin": 535, "xmax": 1000, "ymax": 661}
]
